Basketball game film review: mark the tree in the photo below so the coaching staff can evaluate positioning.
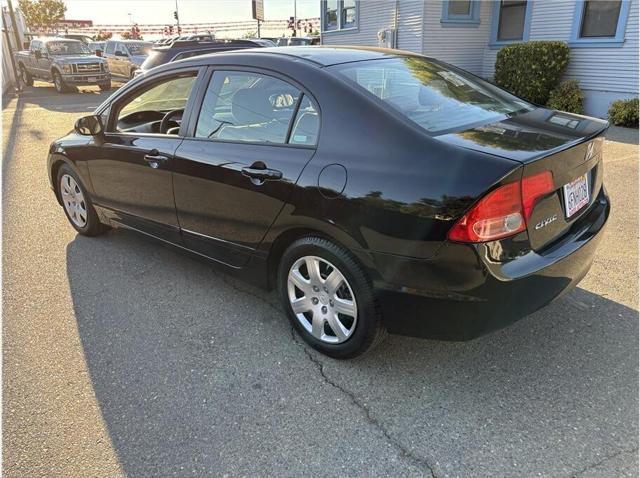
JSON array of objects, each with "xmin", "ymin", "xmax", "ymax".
[
  {"xmin": 93, "ymin": 30, "xmax": 113, "ymax": 41},
  {"xmin": 18, "ymin": 0, "xmax": 66, "ymax": 33}
]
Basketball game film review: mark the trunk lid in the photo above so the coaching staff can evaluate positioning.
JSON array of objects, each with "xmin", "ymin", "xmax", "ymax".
[{"xmin": 436, "ymin": 108, "xmax": 609, "ymax": 250}]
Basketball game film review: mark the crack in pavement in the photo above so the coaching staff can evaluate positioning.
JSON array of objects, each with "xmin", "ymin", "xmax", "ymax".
[
  {"xmin": 289, "ymin": 328, "xmax": 438, "ymax": 478},
  {"xmin": 570, "ymin": 447, "xmax": 639, "ymax": 477},
  {"xmin": 214, "ymin": 269, "xmax": 438, "ymax": 476}
]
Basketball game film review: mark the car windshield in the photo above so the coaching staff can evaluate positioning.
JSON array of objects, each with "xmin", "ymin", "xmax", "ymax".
[
  {"xmin": 126, "ymin": 42, "xmax": 151, "ymax": 55},
  {"xmin": 330, "ymin": 56, "xmax": 534, "ymax": 135},
  {"xmin": 47, "ymin": 41, "xmax": 92, "ymax": 55}
]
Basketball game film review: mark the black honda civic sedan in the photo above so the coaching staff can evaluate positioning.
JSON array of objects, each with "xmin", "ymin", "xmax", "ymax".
[{"xmin": 48, "ymin": 46, "xmax": 610, "ymax": 358}]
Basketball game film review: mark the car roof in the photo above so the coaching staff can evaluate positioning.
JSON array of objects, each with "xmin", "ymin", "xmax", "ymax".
[
  {"xmin": 39, "ymin": 37, "xmax": 82, "ymax": 43},
  {"xmin": 152, "ymin": 39, "xmax": 260, "ymax": 52},
  {"xmin": 183, "ymin": 45, "xmax": 419, "ymax": 67},
  {"xmin": 114, "ymin": 40, "xmax": 151, "ymax": 44}
]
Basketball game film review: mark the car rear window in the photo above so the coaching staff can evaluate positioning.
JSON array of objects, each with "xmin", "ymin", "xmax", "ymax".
[
  {"xmin": 140, "ymin": 50, "xmax": 166, "ymax": 70},
  {"xmin": 329, "ymin": 56, "xmax": 533, "ymax": 135}
]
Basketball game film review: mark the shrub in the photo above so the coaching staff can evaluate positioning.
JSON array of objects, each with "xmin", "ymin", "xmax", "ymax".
[
  {"xmin": 547, "ymin": 80, "xmax": 584, "ymax": 114},
  {"xmin": 494, "ymin": 41, "xmax": 571, "ymax": 105},
  {"xmin": 608, "ymin": 98, "xmax": 639, "ymax": 127}
]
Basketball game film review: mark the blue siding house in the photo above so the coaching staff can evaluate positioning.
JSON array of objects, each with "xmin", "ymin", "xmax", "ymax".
[{"xmin": 320, "ymin": 0, "xmax": 639, "ymax": 117}]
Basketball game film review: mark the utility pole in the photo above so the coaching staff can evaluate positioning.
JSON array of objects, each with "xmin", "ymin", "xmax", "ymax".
[
  {"xmin": 293, "ymin": 0, "xmax": 297, "ymax": 37},
  {"xmin": 6, "ymin": 0, "xmax": 21, "ymax": 49},
  {"xmin": 2, "ymin": 5, "xmax": 22, "ymax": 92},
  {"xmin": 174, "ymin": 0, "xmax": 180, "ymax": 29}
]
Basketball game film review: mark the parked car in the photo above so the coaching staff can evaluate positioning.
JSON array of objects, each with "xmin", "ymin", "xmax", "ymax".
[
  {"xmin": 63, "ymin": 34, "xmax": 94, "ymax": 44},
  {"xmin": 136, "ymin": 39, "xmax": 264, "ymax": 75},
  {"xmin": 15, "ymin": 37, "xmax": 111, "ymax": 93},
  {"xmin": 88, "ymin": 41, "xmax": 105, "ymax": 55},
  {"xmin": 48, "ymin": 47, "xmax": 610, "ymax": 359},
  {"xmin": 104, "ymin": 40, "xmax": 152, "ymax": 80},
  {"xmin": 245, "ymin": 38, "xmax": 277, "ymax": 47},
  {"xmin": 275, "ymin": 36, "xmax": 319, "ymax": 46}
]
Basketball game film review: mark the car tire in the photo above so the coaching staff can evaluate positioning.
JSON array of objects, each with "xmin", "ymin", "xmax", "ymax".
[
  {"xmin": 278, "ymin": 236, "xmax": 387, "ymax": 359},
  {"xmin": 99, "ymin": 81, "xmax": 112, "ymax": 91},
  {"xmin": 52, "ymin": 70, "xmax": 68, "ymax": 93},
  {"xmin": 56, "ymin": 164, "xmax": 109, "ymax": 236},
  {"xmin": 19, "ymin": 65, "xmax": 33, "ymax": 86}
]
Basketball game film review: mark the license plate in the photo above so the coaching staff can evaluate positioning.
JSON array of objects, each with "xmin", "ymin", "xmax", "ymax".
[
  {"xmin": 563, "ymin": 173, "xmax": 589, "ymax": 218},
  {"xmin": 87, "ymin": 77, "xmax": 97, "ymax": 82}
]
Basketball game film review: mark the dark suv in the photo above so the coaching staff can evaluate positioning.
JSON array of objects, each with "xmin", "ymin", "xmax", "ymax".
[{"xmin": 137, "ymin": 39, "xmax": 264, "ymax": 75}]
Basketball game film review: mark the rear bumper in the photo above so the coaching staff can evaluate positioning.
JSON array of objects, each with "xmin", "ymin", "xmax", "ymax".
[
  {"xmin": 62, "ymin": 73, "xmax": 110, "ymax": 84},
  {"xmin": 373, "ymin": 187, "xmax": 610, "ymax": 341}
]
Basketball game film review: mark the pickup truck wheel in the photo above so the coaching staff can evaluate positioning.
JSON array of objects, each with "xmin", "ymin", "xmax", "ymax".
[
  {"xmin": 52, "ymin": 71, "xmax": 68, "ymax": 93},
  {"xmin": 99, "ymin": 81, "xmax": 111, "ymax": 91},
  {"xmin": 19, "ymin": 65, "xmax": 33, "ymax": 86}
]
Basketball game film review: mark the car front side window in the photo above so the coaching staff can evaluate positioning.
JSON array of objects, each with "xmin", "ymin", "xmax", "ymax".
[
  {"xmin": 111, "ymin": 73, "xmax": 197, "ymax": 134},
  {"xmin": 194, "ymin": 71, "xmax": 303, "ymax": 144}
]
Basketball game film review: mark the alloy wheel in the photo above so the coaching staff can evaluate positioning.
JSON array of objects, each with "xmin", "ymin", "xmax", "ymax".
[
  {"xmin": 54, "ymin": 73, "xmax": 63, "ymax": 92},
  {"xmin": 287, "ymin": 256, "xmax": 358, "ymax": 344},
  {"xmin": 60, "ymin": 174, "xmax": 87, "ymax": 228}
]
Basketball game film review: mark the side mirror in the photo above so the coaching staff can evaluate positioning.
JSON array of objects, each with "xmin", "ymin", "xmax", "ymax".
[
  {"xmin": 74, "ymin": 115, "xmax": 104, "ymax": 136},
  {"xmin": 95, "ymin": 49, "xmax": 103, "ymax": 57},
  {"xmin": 34, "ymin": 50, "xmax": 42, "ymax": 59}
]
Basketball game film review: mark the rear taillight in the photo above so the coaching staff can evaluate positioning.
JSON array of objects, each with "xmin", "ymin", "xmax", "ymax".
[
  {"xmin": 521, "ymin": 171, "xmax": 554, "ymax": 220},
  {"xmin": 448, "ymin": 171, "xmax": 555, "ymax": 243}
]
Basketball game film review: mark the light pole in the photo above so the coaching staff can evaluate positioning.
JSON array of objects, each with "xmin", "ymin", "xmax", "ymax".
[
  {"xmin": 128, "ymin": 13, "xmax": 133, "ymax": 24},
  {"xmin": 175, "ymin": 0, "xmax": 180, "ymax": 30},
  {"xmin": 293, "ymin": 0, "xmax": 297, "ymax": 37}
]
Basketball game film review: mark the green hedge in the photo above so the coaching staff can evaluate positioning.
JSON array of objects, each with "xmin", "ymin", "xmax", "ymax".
[
  {"xmin": 608, "ymin": 98, "xmax": 639, "ymax": 127},
  {"xmin": 547, "ymin": 80, "xmax": 584, "ymax": 114},
  {"xmin": 494, "ymin": 41, "xmax": 571, "ymax": 105}
]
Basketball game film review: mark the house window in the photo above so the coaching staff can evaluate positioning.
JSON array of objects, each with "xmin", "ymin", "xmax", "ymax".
[
  {"xmin": 490, "ymin": 0, "xmax": 532, "ymax": 45},
  {"xmin": 570, "ymin": 0, "xmax": 630, "ymax": 46},
  {"xmin": 441, "ymin": 0, "xmax": 480, "ymax": 25},
  {"xmin": 581, "ymin": 1, "xmax": 621, "ymax": 37},
  {"xmin": 322, "ymin": 0, "xmax": 358, "ymax": 31},
  {"xmin": 342, "ymin": 0, "xmax": 356, "ymax": 28},
  {"xmin": 325, "ymin": 0, "xmax": 338, "ymax": 30},
  {"xmin": 497, "ymin": 1, "xmax": 527, "ymax": 41}
]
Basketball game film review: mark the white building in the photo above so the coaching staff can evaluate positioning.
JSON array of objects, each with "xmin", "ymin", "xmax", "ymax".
[{"xmin": 320, "ymin": 0, "xmax": 639, "ymax": 117}]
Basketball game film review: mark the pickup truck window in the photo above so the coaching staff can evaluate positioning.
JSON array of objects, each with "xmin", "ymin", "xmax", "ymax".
[
  {"xmin": 115, "ymin": 43, "xmax": 128, "ymax": 56},
  {"xmin": 105, "ymin": 42, "xmax": 115, "ymax": 55},
  {"xmin": 30, "ymin": 40, "xmax": 41, "ymax": 52},
  {"xmin": 125, "ymin": 42, "xmax": 151, "ymax": 55},
  {"xmin": 47, "ymin": 41, "xmax": 92, "ymax": 56}
]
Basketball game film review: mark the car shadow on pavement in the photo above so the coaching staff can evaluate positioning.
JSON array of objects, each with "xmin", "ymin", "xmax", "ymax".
[
  {"xmin": 65, "ymin": 229, "xmax": 639, "ymax": 476},
  {"xmin": 2, "ymin": 84, "xmax": 119, "ymax": 114}
]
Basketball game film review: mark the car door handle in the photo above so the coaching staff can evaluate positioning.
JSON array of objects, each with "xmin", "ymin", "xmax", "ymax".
[
  {"xmin": 144, "ymin": 150, "xmax": 169, "ymax": 168},
  {"xmin": 241, "ymin": 166, "xmax": 283, "ymax": 181}
]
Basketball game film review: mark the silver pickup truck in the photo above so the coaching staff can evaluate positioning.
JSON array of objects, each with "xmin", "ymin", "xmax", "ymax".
[{"xmin": 15, "ymin": 37, "xmax": 111, "ymax": 93}]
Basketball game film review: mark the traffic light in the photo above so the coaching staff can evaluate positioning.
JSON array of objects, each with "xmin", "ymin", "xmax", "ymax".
[{"xmin": 173, "ymin": 11, "xmax": 179, "ymax": 21}]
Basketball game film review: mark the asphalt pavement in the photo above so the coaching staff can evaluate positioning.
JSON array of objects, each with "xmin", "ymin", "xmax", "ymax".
[{"xmin": 3, "ymin": 83, "xmax": 638, "ymax": 477}]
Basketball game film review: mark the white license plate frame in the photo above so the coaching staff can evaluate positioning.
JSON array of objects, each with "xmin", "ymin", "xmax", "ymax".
[
  {"xmin": 563, "ymin": 173, "xmax": 590, "ymax": 218},
  {"xmin": 87, "ymin": 76, "xmax": 97, "ymax": 82}
]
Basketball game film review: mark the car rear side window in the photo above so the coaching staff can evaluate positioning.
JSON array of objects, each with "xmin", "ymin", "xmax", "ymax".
[
  {"xmin": 195, "ymin": 71, "xmax": 303, "ymax": 145},
  {"xmin": 289, "ymin": 96, "xmax": 319, "ymax": 146},
  {"xmin": 330, "ymin": 57, "xmax": 533, "ymax": 135}
]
